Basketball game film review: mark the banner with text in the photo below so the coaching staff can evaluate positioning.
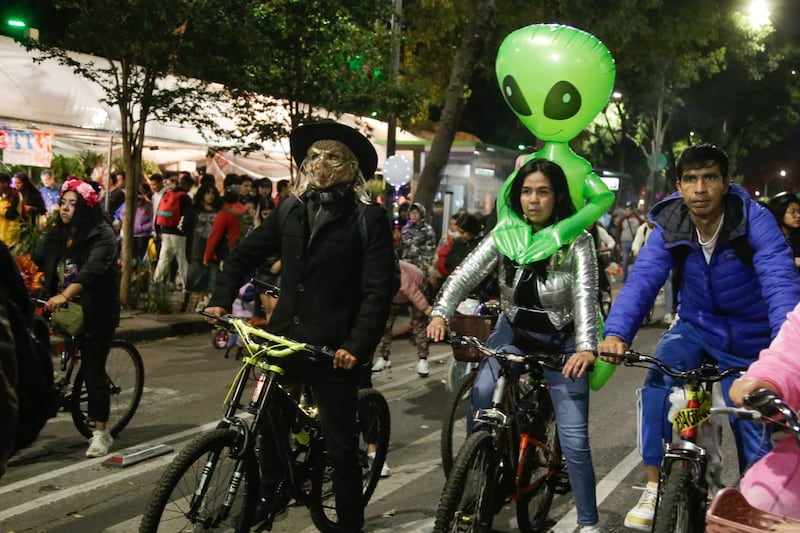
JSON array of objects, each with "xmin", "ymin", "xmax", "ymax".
[{"xmin": 1, "ymin": 128, "xmax": 54, "ymax": 167}]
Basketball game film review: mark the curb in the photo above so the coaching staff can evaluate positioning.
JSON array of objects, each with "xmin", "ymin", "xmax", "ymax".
[{"xmin": 115, "ymin": 314, "xmax": 212, "ymax": 344}]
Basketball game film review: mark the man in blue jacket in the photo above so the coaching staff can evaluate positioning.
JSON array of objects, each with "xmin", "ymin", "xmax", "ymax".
[{"xmin": 598, "ymin": 143, "xmax": 800, "ymax": 531}]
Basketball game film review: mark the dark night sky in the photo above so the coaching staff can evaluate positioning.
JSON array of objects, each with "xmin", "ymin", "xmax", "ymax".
[{"xmin": 2, "ymin": 1, "xmax": 798, "ymax": 191}]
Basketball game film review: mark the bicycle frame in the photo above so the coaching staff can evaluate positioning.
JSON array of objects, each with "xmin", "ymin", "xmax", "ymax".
[
  {"xmin": 188, "ymin": 313, "xmax": 330, "ymax": 525},
  {"xmin": 464, "ymin": 341, "xmax": 564, "ymax": 502},
  {"xmin": 606, "ymin": 350, "xmax": 748, "ymax": 532},
  {"xmin": 659, "ymin": 382, "xmax": 712, "ymax": 511}
]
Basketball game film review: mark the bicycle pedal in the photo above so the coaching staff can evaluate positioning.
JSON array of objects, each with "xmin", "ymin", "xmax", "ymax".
[{"xmin": 552, "ymin": 471, "xmax": 571, "ymax": 495}]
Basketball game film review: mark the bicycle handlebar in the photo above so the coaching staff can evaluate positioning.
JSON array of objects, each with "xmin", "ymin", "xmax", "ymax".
[
  {"xmin": 711, "ymin": 388, "xmax": 800, "ymax": 445},
  {"xmin": 599, "ymin": 350, "xmax": 746, "ymax": 383},
  {"xmin": 447, "ymin": 332, "xmax": 568, "ymax": 370},
  {"xmin": 251, "ymin": 278, "xmax": 281, "ymax": 298},
  {"xmin": 199, "ymin": 311, "xmax": 335, "ymax": 359}
]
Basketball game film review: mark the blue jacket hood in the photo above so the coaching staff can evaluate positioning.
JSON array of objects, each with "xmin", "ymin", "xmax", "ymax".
[{"xmin": 604, "ymin": 182, "xmax": 800, "ymax": 358}]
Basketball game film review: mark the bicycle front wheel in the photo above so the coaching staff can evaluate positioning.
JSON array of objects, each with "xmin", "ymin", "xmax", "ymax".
[
  {"xmin": 441, "ymin": 370, "xmax": 476, "ymax": 476},
  {"xmin": 139, "ymin": 429, "xmax": 257, "ymax": 533},
  {"xmin": 308, "ymin": 387, "xmax": 391, "ymax": 532},
  {"xmin": 71, "ymin": 339, "xmax": 144, "ymax": 438},
  {"xmin": 444, "ymin": 357, "xmax": 474, "ymax": 393},
  {"xmin": 433, "ymin": 431, "xmax": 498, "ymax": 533},
  {"xmin": 652, "ymin": 459, "xmax": 705, "ymax": 533}
]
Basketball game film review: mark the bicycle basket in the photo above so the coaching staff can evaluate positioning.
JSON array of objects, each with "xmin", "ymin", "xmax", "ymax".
[
  {"xmin": 706, "ymin": 487, "xmax": 800, "ymax": 533},
  {"xmin": 450, "ymin": 315, "xmax": 495, "ymax": 362}
]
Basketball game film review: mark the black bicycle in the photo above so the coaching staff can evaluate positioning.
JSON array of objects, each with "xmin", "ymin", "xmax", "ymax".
[
  {"xmin": 434, "ymin": 332, "xmax": 569, "ymax": 533},
  {"xmin": 37, "ymin": 300, "xmax": 145, "ymax": 438},
  {"xmin": 601, "ymin": 350, "xmax": 752, "ymax": 533},
  {"xmin": 140, "ymin": 313, "xmax": 390, "ymax": 533}
]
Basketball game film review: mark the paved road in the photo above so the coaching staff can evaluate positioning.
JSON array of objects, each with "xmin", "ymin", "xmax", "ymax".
[{"xmin": 0, "ymin": 320, "xmax": 743, "ymax": 532}]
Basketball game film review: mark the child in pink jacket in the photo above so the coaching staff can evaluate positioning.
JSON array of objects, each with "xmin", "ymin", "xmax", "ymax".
[{"xmin": 730, "ymin": 301, "xmax": 800, "ymax": 519}]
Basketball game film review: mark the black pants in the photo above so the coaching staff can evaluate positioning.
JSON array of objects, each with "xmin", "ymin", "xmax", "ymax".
[
  {"xmin": 259, "ymin": 376, "xmax": 363, "ymax": 531},
  {"xmin": 79, "ymin": 331, "xmax": 114, "ymax": 423}
]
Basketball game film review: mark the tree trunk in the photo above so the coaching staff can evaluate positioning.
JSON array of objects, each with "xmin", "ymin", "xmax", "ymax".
[{"xmin": 413, "ymin": 0, "xmax": 496, "ymax": 211}]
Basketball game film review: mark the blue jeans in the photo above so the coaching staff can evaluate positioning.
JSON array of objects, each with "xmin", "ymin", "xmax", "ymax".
[
  {"xmin": 639, "ymin": 319, "xmax": 772, "ymax": 472},
  {"xmin": 471, "ymin": 313, "xmax": 599, "ymax": 526},
  {"xmin": 621, "ymin": 241, "xmax": 634, "ymax": 282}
]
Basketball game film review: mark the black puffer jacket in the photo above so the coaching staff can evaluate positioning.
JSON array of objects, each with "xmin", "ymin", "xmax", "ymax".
[
  {"xmin": 210, "ymin": 190, "xmax": 397, "ymax": 380},
  {"xmin": 33, "ymin": 223, "xmax": 120, "ymax": 337}
]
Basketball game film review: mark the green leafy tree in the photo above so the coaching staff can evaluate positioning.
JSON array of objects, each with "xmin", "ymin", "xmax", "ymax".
[
  {"xmin": 21, "ymin": 0, "xmax": 254, "ymax": 306},
  {"xmin": 212, "ymin": 0, "xmax": 424, "ymax": 173},
  {"xmin": 411, "ymin": 0, "xmax": 497, "ymax": 209}
]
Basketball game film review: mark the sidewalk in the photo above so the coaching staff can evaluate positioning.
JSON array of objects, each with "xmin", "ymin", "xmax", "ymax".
[{"xmin": 115, "ymin": 308, "xmax": 212, "ymax": 344}]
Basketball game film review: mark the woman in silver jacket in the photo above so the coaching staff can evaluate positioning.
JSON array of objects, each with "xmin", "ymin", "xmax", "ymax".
[{"xmin": 427, "ymin": 158, "xmax": 601, "ymax": 531}]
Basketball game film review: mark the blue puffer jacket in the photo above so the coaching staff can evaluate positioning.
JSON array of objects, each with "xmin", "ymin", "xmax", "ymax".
[{"xmin": 605, "ymin": 184, "xmax": 800, "ymax": 358}]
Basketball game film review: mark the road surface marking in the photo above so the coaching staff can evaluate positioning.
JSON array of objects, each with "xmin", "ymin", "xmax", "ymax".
[{"xmin": 551, "ymin": 447, "xmax": 641, "ymax": 531}]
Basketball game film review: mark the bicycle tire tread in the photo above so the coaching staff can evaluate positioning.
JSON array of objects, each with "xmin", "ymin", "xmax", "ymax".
[
  {"xmin": 71, "ymin": 339, "xmax": 145, "ymax": 438},
  {"xmin": 440, "ymin": 372, "xmax": 475, "ymax": 476},
  {"xmin": 139, "ymin": 428, "xmax": 256, "ymax": 533},
  {"xmin": 652, "ymin": 462, "xmax": 704, "ymax": 533},
  {"xmin": 434, "ymin": 431, "xmax": 496, "ymax": 533}
]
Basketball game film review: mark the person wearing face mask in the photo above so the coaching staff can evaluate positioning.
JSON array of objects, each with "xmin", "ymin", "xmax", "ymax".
[{"xmin": 204, "ymin": 121, "xmax": 398, "ymax": 532}]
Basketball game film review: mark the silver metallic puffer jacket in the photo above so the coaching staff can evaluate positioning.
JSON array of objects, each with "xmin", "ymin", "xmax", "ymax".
[{"xmin": 431, "ymin": 231, "xmax": 599, "ymax": 352}]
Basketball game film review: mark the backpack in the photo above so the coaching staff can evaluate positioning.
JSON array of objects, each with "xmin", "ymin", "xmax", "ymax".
[
  {"xmin": 155, "ymin": 188, "xmax": 186, "ymax": 228},
  {"xmin": 0, "ymin": 244, "xmax": 57, "ymax": 454}
]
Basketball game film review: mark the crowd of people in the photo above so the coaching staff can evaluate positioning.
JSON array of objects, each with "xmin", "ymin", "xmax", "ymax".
[{"xmin": 4, "ymin": 127, "xmax": 800, "ymax": 532}]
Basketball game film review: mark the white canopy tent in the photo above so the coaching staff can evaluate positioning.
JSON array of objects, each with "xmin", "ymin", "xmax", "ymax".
[{"xmin": 0, "ymin": 35, "xmax": 427, "ymax": 181}]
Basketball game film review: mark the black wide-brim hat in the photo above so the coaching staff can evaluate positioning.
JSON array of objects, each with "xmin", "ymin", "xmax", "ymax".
[{"xmin": 290, "ymin": 121, "xmax": 378, "ymax": 180}]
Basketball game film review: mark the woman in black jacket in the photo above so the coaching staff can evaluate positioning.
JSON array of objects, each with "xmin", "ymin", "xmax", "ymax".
[{"xmin": 34, "ymin": 178, "xmax": 120, "ymax": 458}]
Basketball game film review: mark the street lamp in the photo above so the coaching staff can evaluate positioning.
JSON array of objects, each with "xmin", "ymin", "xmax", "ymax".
[
  {"xmin": 764, "ymin": 169, "xmax": 788, "ymax": 198},
  {"xmin": 747, "ymin": 0, "xmax": 771, "ymax": 29}
]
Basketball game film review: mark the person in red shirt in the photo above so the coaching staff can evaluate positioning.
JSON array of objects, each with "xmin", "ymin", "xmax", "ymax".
[{"xmin": 203, "ymin": 188, "xmax": 247, "ymax": 266}]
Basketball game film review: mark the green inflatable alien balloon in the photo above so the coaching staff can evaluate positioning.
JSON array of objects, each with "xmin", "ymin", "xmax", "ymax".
[{"xmin": 493, "ymin": 24, "xmax": 616, "ymax": 264}]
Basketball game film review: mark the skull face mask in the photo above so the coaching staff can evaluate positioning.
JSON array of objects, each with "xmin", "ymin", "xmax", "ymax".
[{"xmin": 300, "ymin": 140, "xmax": 359, "ymax": 190}]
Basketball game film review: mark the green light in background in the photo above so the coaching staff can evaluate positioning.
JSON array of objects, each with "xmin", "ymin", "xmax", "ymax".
[{"xmin": 7, "ymin": 19, "xmax": 27, "ymax": 28}]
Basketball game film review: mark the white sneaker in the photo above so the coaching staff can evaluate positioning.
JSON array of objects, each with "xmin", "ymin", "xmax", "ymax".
[
  {"xmin": 367, "ymin": 452, "xmax": 391, "ymax": 477},
  {"xmin": 86, "ymin": 429, "xmax": 113, "ymax": 458},
  {"xmin": 416, "ymin": 358, "xmax": 429, "ymax": 377},
  {"xmin": 578, "ymin": 526, "xmax": 602, "ymax": 533},
  {"xmin": 372, "ymin": 357, "xmax": 391, "ymax": 372},
  {"xmin": 624, "ymin": 481, "xmax": 658, "ymax": 531}
]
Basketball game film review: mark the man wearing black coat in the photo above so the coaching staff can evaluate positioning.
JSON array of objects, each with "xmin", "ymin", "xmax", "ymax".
[{"xmin": 206, "ymin": 121, "xmax": 398, "ymax": 532}]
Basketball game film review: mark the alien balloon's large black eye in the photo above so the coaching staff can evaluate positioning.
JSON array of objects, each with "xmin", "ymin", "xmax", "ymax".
[
  {"xmin": 501, "ymin": 75, "xmax": 531, "ymax": 117},
  {"xmin": 544, "ymin": 80, "xmax": 581, "ymax": 120}
]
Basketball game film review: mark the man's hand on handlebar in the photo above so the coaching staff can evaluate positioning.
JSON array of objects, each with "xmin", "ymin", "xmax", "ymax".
[
  {"xmin": 427, "ymin": 316, "xmax": 448, "ymax": 342},
  {"xmin": 597, "ymin": 335, "xmax": 628, "ymax": 365},
  {"xmin": 333, "ymin": 348, "xmax": 358, "ymax": 370}
]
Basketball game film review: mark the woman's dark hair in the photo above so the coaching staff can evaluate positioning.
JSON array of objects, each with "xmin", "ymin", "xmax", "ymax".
[
  {"xmin": 13, "ymin": 172, "xmax": 33, "ymax": 191},
  {"xmin": 194, "ymin": 183, "xmax": 221, "ymax": 210},
  {"xmin": 199, "ymin": 173, "xmax": 216, "ymax": 188},
  {"xmin": 56, "ymin": 189, "xmax": 107, "ymax": 248},
  {"xmin": 768, "ymin": 191, "xmax": 800, "ymax": 230},
  {"xmin": 508, "ymin": 158, "xmax": 575, "ymax": 227}
]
